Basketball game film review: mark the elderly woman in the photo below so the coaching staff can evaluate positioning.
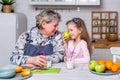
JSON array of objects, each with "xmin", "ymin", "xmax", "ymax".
[{"xmin": 10, "ymin": 9, "xmax": 65, "ymax": 67}]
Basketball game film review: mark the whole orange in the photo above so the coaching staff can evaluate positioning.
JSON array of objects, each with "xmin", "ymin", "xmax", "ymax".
[
  {"xmin": 105, "ymin": 59, "xmax": 113, "ymax": 70},
  {"xmin": 97, "ymin": 59, "xmax": 105, "ymax": 67},
  {"xmin": 111, "ymin": 64, "xmax": 119, "ymax": 72},
  {"xmin": 97, "ymin": 59, "xmax": 105, "ymax": 64},
  {"xmin": 105, "ymin": 59, "xmax": 113, "ymax": 63},
  {"xmin": 97, "ymin": 59, "xmax": 105, "ymax": 65},
  {"xmin": 113, "ymin": 61, "xmax": 120, "ymax": 67}
]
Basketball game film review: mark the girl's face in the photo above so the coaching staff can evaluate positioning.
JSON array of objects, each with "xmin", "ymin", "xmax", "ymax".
[
  {"xmin": 42, "ymin": 18, "xmax": 59, "ymax": 36},
  {"xmin": 67, "ymin": 22, "xmax": 82, "ymax": 40}
]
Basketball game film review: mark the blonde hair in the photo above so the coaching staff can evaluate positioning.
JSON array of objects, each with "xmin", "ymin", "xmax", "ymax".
[
  {"xmin": 36, "ymin": 9, "xmax": 61, "ymax": 29},
  {"xmin": 66, "ymin": 18, "xmax": 92, "ymax": 55}
]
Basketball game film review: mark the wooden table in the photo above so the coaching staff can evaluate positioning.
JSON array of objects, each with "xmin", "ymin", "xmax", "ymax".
[{"xmin": 92, "ymin": 39, "xmax": 120, "ymax": 49}]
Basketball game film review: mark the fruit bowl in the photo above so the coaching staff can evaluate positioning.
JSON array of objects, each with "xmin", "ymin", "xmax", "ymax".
[
  {"xmin": 90, "ymin": 70, "xmax": 119, "ymax": 75},
  {"xmin": 0, "ymin": 67, "xmax": 16, "ymax": 79}
]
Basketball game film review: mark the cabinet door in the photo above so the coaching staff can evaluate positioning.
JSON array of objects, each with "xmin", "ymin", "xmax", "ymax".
[
  {"xmin": 29, "ymin": 0, "xmax": 52, "ymax": 5},
  {"xmin": 76, "ymin": 0, "xmax": 100, "ymax": 5},
  {"xmin": 52, "ymin": 0, "xmax": 75, "ymax": 5}
]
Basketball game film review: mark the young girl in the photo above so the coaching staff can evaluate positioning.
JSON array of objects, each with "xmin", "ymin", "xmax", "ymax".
[{"xmin": 63, "ymin": 18, "xmax": 92, "ymax": 64}]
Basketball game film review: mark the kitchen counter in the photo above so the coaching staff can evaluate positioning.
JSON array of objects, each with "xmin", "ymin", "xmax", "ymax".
[{"xmin": 92, "ymin": 39, "xmax": 120, "ymax": 49}]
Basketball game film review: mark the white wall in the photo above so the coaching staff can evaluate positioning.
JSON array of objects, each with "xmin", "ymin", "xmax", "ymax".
[{"xmin": 6, "ymin": 0, "xmax": 120, "ymax": 39}]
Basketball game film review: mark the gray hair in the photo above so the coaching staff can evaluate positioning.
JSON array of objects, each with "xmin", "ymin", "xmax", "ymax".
[{"xmin": 36, "ymin": 9, "xmax": 61, "ymax": 29}]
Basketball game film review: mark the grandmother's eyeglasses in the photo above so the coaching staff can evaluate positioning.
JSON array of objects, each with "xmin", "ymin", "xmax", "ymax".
[{"xmin": 72, "ymin": 18, "xmax": 81, "ymax": 26}]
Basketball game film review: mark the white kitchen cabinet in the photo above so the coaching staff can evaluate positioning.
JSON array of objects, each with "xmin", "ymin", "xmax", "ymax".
[
  {"xmin": 52, "ymin": 0, "xmax": 75, "ymax": 5},
  {"xmin": 29, "ymin": 0, "xmax": 75, "ymax": 5},
  {"xmin": 76, "ymin": 0, "xmax": 100, "ymax": 5},
  {"xmin": 29, "ymin": 0, "xmax": 53, "ymax": 5},
  {"xmin": 29, "ymin": 0, "xmax": 100, "ymax": 5}
]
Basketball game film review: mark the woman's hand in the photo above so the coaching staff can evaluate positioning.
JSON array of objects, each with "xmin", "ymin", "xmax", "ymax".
[
  {"xmin": 26, "ymin": 55, "xmax": 47, "ymax": 67},
  {"xmin": 64, "ymin": 56, "xmax": 67, "ymax": 62}
]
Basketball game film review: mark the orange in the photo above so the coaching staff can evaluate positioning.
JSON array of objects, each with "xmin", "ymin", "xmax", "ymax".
[
  {"xmin": 97, "ymin": 59, "xmax": 106, "ymax": 67},
  {"xmin": 105, "ymin": 59, "xmax": 113, "ymax": 63},
  {"xmin": 97, "ymin": 59, "xmax": 105, "ymax": 65},
  {"xmin": 15, "ymin": 66, "xmax": 23, "ymax": 73},
  {"xmin": 111, "ymin": 64, "xmax": 119, "ymax": 72},
  {"xmin": 97, "ymin": 59, "xmax": 105, "ymax": 64},
  {"xmin": 105, "ymin": 62, "xmax": 113, "ymax": 70},
  {"xmin": 113, "ymin": 61, "xmax": 120, "ymax": 67},
  {"xmin": 105, "ymin": 59, "xmax": 113, "ymax": 70},
  {"xmin": 21, "ymin": 69, "xmax": 31, "ymax": 77}
]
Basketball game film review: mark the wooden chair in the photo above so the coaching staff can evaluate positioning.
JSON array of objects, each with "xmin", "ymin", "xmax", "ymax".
[{"xmin": 110, "ymin": 47, "xmax": 120, "ymax": 62}]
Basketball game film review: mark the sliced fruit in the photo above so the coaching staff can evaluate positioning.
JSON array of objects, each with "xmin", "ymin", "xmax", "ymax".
[
  {"xmin": 15, "ymin": 66, "xmax": 23, "ymax": 73},
  {"xmin": 21, "ymin": 69, "xmax": 31, "ymax": 77}
]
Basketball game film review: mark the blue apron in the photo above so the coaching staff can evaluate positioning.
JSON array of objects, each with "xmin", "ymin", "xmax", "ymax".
[{"xmin": 24, "ymin": 27, "xmax": 53, "ymax": 56}]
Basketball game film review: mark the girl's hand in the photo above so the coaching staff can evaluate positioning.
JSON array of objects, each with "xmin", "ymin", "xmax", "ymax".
[
  {"xmin": 26, "ymin": 55, "xmax": 47, "ymax": 67},
  {"xmin": 62, "ymin": 32, "xmax": 68, "ymax": 45}
]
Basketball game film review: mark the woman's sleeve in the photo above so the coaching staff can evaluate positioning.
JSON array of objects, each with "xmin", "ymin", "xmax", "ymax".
[
  {"xmin": 47, "ymin": 32, "xmax": 65, "ymax": 63},
  {"xmin": 75, "ymin": 41, "xmax": 90, "ymax": 63},
  {"xmin": 10, "ymin": 32, "xmax": 30, "ymax": 65}
]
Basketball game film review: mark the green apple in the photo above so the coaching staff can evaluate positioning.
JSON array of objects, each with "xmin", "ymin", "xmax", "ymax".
[
  {"xmin": 95, "ymin": 63, "xmax": 105, "ymax": 73},
  {"xmin": 63, "ymin": 31, "xmax": 70, "ymax": 39},
  {"xmin": 88, "ymin": 60, "xmax": 97, "ymax": 71}
]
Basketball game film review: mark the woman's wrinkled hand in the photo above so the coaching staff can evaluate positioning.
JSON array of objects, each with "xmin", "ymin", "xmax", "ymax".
[
  {"xmin": 26, "ymin": 55, "xmax": 47, "ymax": 67},
  {"xmin": 64, "ymin": 56, "xmax": 68, "ymax": 62}
]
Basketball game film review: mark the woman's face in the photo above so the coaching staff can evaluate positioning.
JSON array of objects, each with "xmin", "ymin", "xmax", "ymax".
[
  {"xmin": 42, "ymin": 18, "xmax": 59, "ymax": 36},
  {"xmin": 67, "ymin": 22, "xmax": 82, "ymax": 40}
]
